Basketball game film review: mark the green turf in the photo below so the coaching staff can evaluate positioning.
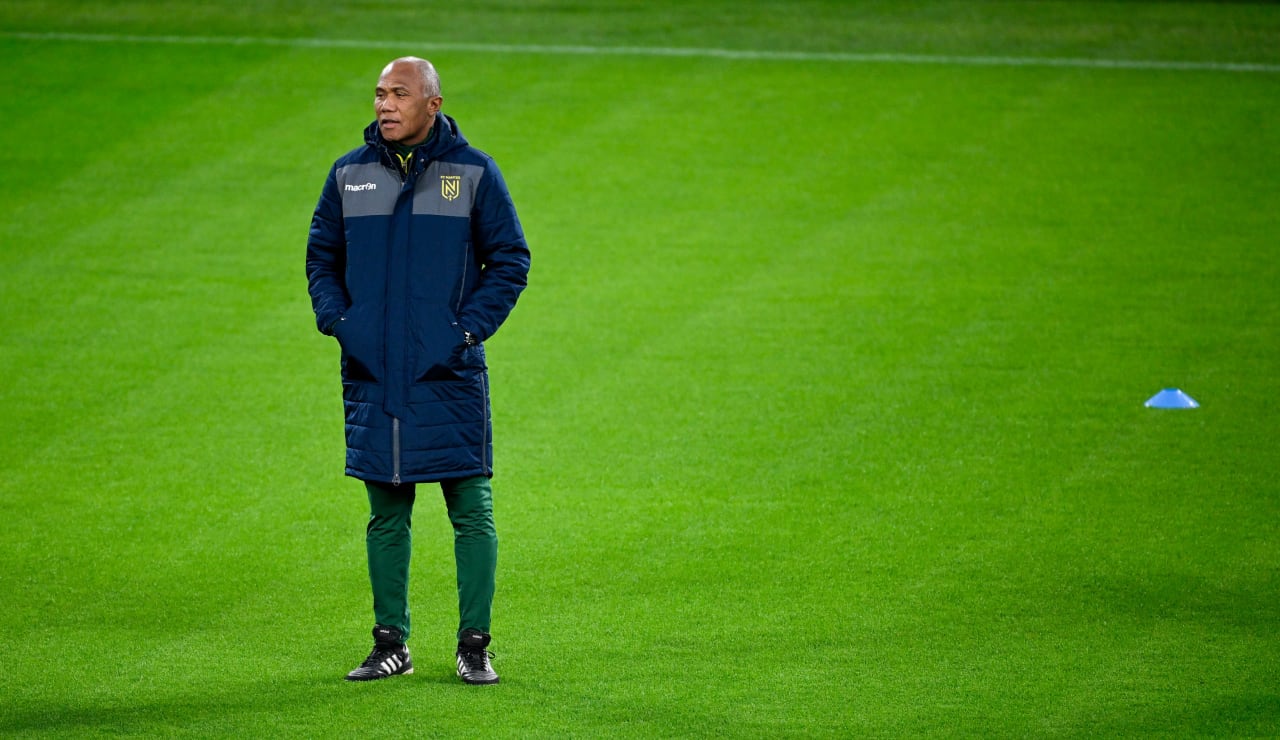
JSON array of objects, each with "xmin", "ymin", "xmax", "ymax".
[{"xmin": 1, "ymin": 2, "xmax": 1278, "ymax": 736}]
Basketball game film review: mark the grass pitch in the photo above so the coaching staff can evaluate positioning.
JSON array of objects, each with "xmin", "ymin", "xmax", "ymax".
[{"xmin": 1, "ymin": 2, "xmax": 1278, "ymax": 736}]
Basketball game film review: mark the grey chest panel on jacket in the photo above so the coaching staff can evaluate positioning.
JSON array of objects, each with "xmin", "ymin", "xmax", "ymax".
[{"xmin": 337, "ymin": 160, "xmax": 484, "ymax": 219}]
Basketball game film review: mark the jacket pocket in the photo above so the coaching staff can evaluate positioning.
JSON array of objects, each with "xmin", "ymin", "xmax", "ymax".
[
  {"xmin": 335, "ymin": 305, "xmax": 380, "ymax": 382},
  {"xmin": 411, "ymin": 305, "xmax": 474, "ymax": 382}
]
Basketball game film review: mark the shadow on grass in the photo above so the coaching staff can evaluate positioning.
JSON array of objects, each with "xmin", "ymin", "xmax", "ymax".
[
  {"xmin": 1092, "ymin": 692, "xmax": 1280, "ymax": 736},
  {"xmin": 1076, "ymin": 570, "xmax": 1279, "ymax": 631},
  {"xmin": 0, "ymin": 666, "xmax": 478, "ymax": 736}
]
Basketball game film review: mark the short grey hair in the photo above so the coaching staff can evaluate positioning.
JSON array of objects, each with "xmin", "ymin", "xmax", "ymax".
[{"xmin": 392, "ymin": 56, "xmax": 441, "ymax": 98}]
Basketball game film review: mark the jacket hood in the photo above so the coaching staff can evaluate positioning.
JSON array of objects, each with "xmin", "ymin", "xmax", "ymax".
[{"xmin": 363, "ymin": 112, "xmax": 469, "ymax": 160}]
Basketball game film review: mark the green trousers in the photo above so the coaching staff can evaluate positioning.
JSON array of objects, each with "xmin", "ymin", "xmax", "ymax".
[{"xmin": 364, "ymin": 476, "xmax": 497, "ymax": 641}]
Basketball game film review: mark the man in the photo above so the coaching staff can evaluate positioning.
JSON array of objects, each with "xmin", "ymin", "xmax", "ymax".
[{"xmin": 306, "ymin": 57, "xmax": 530, "ymax": 684}]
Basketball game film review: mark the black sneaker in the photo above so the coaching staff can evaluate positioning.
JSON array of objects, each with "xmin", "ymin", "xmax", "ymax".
[
  {"xmin": 455, "ymin": 629, "xmax": 499, "ymax": 685},
  {"xmin": 345, "ymin": 625, "xmax": 413, "ymax": 681}
]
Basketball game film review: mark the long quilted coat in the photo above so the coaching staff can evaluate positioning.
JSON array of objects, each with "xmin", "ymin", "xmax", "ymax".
[{"xmin": 306, "ymin": 114, "xmax": 530, "ymax": 484}]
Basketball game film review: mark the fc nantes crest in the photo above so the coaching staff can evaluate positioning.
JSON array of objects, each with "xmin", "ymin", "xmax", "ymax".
[{"xmin": 440, "ymin": 175, "xmax": 462, "ymax": 201}]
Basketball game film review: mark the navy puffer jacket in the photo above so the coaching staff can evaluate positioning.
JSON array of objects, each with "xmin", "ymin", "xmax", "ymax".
[{"xmin": 306, "ymin": 114, "xmax": 530, "ymax": 484}]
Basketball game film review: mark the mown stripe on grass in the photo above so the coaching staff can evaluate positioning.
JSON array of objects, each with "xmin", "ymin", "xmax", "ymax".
[{"xmin": 3, "ymin": 30, "xmax": 1280, "ymax": 73}]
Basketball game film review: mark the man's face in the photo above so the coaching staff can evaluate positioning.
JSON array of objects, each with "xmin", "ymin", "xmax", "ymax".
[{"xmin": 374, "ymin": 62, "xmax": 441, "ymax": 145}]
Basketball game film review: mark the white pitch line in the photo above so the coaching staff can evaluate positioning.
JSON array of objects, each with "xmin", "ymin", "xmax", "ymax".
[{"xmin": 3, "ymin": 30, "xmax": 1279, "ymax": 74}]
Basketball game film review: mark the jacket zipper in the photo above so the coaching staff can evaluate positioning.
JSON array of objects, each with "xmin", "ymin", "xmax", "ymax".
[
  {"xmin": 456, "ymin": 247, "xmax": 468, "ymax": 313},
  {"xmin": 386, "ymin": 140, "xmax": 408, "ymax": 488},
  {"xmin": 392, "ymin": 417, "xmax": 401, "ymax": 486},
  {"xmin": 481, "ymin": 375, "xmax": 490, "ymax": 472}
]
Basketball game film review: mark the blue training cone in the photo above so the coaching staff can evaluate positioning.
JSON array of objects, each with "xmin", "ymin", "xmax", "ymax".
[{"xmin": 1145, "ymin": 388, "xmax": 1199, "ymax": 409}]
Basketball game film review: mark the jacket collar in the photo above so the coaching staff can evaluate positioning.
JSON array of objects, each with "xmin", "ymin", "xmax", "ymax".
[{"xmin": 365, "ymin": 113, "xmax": 462, "ymax": 166}]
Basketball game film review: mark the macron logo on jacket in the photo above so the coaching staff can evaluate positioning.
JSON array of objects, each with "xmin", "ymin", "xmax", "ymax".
[{"xmin": 345, "ymin": 182, "xmax": 377, "ymax": 192}]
